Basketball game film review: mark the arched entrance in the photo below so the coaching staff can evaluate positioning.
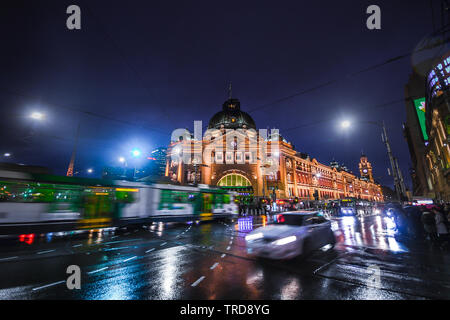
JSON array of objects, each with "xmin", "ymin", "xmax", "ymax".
[{"xmin": 217, "ymin": 173, "xmax": 253, "ymax": 195}]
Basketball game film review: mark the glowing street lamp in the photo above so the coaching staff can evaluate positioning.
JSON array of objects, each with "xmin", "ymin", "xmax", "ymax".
[
  {"xmin": 131, "ymin": 149, "xmax": 141, "ymax": 158},
  {"xmin": 30, "ymin": 112, "xmax": 45, "ymax": 121},
  {"xmin": 119, "ymin": 157, "xmax": 126, "ymax": 163},
  {"xmin": 87, "ymin": 168, "xmax": 93, "ymax": 174},
  {"xmin": 341, "ymin": 120, "xmax": 351, "ymax": 129},
  {"xmin": 3, "ymin": 153, "xmax": 11, "ymax": 157}
]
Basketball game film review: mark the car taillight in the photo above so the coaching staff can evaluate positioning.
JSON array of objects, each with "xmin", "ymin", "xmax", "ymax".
[
  {"xmin": 278, "ymin": 214, "xmax": 285, "ymax": 223},
  {"xmin": 19, "ymin": 234, "xmax": 35, "ymax": 245}
]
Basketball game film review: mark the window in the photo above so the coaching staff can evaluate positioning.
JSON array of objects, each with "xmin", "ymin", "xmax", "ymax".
[
  {"xmin": 215, "ymin": 152, "xmax": 223, "ymax": 163},
  {"xmin": 226, "ymin": 152, "xmax": 234, "ymax": 163},
  {"xmin": 217, "ymin": 174, "xmax": 251, "ymax": 187}
]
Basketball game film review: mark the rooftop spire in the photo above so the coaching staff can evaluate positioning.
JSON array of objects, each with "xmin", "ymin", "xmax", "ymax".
[{"xmin": 228, "ymin": 82, "xmax": 232, "ymax": 99}]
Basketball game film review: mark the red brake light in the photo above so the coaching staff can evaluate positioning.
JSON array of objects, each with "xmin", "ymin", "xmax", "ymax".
[{"xmin": 278, "ymin": 214, "xmax": 285, "ymax": 223}]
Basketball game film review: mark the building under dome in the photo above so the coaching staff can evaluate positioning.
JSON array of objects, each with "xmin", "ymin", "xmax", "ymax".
[
  {"xmin": 166, "ymin": 95, "xmax": 383, "ymax": 202},
  {"xmin": 208, "ymin": 98, "xmax": 256, "ymax": 130}
]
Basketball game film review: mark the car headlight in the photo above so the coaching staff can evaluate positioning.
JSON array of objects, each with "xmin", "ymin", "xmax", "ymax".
[
  {"xmin": 272, "ymin": 235, "xmax": 297, "ymax": 246},
  {"xmin": 245, "ymin": 232, "xmax": 263, "ymax": 241}
]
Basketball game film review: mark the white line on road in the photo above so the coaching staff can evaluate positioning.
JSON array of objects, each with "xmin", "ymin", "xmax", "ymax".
[
  {"xmin": 229, "ymin": 241, "xmax": 232, "ymax": 245},
  {"xmin": 210, "ymin": 262, "xmax": 219, "ymax": 270},
  {"xmin": 191, "ymin": 276, "xmax": 205, "ymax": 287},
  {"xmin": 72, "ymin": 244, "xmax": 83, "ymax": 248},
  {"xmin": 221, "ymin": 254, "xmax": 226, "ymax": 258},
  {"xmin": 87, "ymin": 267, "xmax": 108, "ymax": 275},
  {"xmin": 226, "ymin": 246, "xmax": 231, "ymax": 250},
  {"xmin": 37, "ymin": 249, "xmax": 55, "ymax": 255},
  {"xmin": 160, "ymin": 242, "xmax": 167, "ymax": 246},
  {"xmin": 123, "ymin": 256, "xmax": 138, "ymax": 262},
  {"xmin": 145, "ymin": 248, "xmax": 155, "ymax": 253},
  {"xmin": 0, "ymin": 256, "xmax": 18, "ymax": 262},
  {"xmin": 32, "ymin": 280, "xmax": 65, "ymax": 291}
]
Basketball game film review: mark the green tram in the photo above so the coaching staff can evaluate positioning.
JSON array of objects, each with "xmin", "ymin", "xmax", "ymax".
[{"xmin": 0, "ymin": 170, "xmax": 238, "ymax": 234}]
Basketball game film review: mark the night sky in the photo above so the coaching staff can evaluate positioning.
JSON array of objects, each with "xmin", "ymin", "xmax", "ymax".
[{"xmin": 0, "ymin": 0, "xmax": 444, "ymax": 188}]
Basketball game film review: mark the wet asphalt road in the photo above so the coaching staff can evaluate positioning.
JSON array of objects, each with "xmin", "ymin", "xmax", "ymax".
[{"xmin": 0, "ymin": 214, "xmax": 449, "ymax": 300}]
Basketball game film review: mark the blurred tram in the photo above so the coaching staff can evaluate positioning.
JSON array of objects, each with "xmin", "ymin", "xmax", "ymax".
[
  {"xmin": 0, "ymin": 170, "xmax": 238, "ymax": 235},
  {"xmin": 335, "ymin": 198, "xmax": 374, "ymax": 217}
]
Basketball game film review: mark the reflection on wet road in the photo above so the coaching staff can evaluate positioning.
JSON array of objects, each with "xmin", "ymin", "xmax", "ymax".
[{"xmin": 0, "ymin": 214, "xmax": 449, "ymax": 300}]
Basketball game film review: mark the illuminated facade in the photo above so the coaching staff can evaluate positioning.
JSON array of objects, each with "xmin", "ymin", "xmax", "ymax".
[
  {"xmin": 165, "ymin": 97, "xmax": 383, "ymax": 202},
  {"xmin": 424, "ymin": 52, "xmax": 450, "ymax": 201}
]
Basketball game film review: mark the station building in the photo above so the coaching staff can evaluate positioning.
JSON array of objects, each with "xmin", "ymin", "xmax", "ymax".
[{"xmin": 165, "ymin": 96, "xmax": 383, "ymax": 202}]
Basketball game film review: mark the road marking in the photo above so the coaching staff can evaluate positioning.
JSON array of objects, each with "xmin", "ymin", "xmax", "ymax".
[
  {"xmin": 145, "ymin": 248, "xmax": 155, "ymax": 253},
  {"xmin": 37, "ymin": 249, "xmax": 55, "ymax": 255},
  {"xmin": 87, "ymin": 267, "xmax": 108, "ymax": 275},
  {"xmin": 229, "ymin": 241, "xmax": 232, "ymax": 245},
  {"xmin": 32, "ymin": 280, "xmax": 65, "ymax": 291},
  {"xmin": 104, "ymin": 238, "xmax": 142, "ymax": 245},
  {"xmin": 160, "ymin": 242, "xmax": 167, "ymax": 246},
  {"xmin": 191, "ymin": 276, "xmax": 205, "ymax": 287},
  {"xmin": 123, "ymin": 256, "xmax": 138, "ymax": 262},
  {"xmin": 72, "ymin": 244, "xmax": 83, "ymax": 248},
  {"xmin": 0, "ymin": 256, "xmax": 18, "ymax": 262},
  {"xmin": 210, "ymin": 262, "xmax": 219, "ymax": 270},
  {"xmin": 226, "ymin": 246, "xmax": 231, "ymax": 250},
  {"xmin": 103, "ymin": 246, "xmax": 132, "ymax": 252},
  {"xmin": 221, "ymin": 254, "xmax": 226, "ymax": 258}
]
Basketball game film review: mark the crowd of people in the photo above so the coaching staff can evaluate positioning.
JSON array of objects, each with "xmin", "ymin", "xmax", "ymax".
[
  {"xmin": 236, "ymin": 198, "xmax": 316, "ymax": 216},
  {"xmin": 390, "ymin": 203, "xmax": 450, "ymax": 249}
]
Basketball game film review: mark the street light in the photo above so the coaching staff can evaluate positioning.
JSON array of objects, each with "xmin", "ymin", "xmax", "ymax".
[
  {"xmin": 341, "ymin": 120, "xmax": 351, "ymax": 129},
  {"xmin": 3, "ymin": 153, "xmax": 11, "ymax": 157},
  {"xmin": 131, "ymin": 149, "xmax": 141, "ymax": 158},
  {"xmin": 30, "ymin": 112, "xmax": 45, "ymax": 121},
  {"xmin": 87, "ymin": 168, "xmax": 93, "ymax": 174}
]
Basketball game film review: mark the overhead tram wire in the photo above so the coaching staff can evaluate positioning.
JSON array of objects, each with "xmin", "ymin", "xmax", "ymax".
[
  {"xmin": 281, "ymin": 96, "xmax": 416, "ymax": 134},
  {"xmin": 247, "ymin": 26, "xmax": 450, "ymax": 115}
]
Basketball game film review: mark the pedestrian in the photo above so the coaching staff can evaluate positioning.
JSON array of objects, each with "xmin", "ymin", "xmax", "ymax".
[
  {"xmin": 433, "ymin": 207, "xmax": 449, "ymax": 248},
  {"xmin": 405, "ymin": 206, "xmax": 426, "ymax": 239},
  {"xmin": 421, "ymin": 208, "xmax": 438, "ymax": 245}
]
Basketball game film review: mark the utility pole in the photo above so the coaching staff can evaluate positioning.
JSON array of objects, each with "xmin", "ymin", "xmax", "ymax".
[{"xmin": 381, "ymin": 121, "xmax": 404, "ymax": 201}]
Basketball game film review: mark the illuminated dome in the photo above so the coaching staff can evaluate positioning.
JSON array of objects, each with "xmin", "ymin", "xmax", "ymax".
[{"xmin": 208, "ymin": 98, "xmax": 256, "ymax": 130}]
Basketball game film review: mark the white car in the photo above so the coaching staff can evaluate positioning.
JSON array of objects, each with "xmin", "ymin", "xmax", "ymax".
[{"xmin": 245, "ymin": 211, "xmax": 336, "ymax": 260}]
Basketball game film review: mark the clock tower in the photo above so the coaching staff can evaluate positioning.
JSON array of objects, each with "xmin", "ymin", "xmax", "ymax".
[{"xmin": 359, "ymin": 153, "xmax": 374, "ymax": 182}]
